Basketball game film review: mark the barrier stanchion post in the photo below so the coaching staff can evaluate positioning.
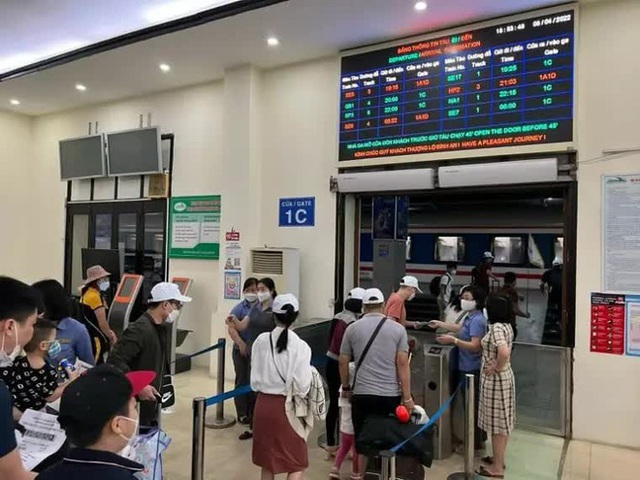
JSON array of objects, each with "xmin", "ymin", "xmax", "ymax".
[
  {"xmin": 191, "ymin": 397, "xmax": 206, "ymax": 480},
  {"xmin": 205, "ymin": 338, "xmax": 236, "ymax": 429},
  {"xmin": 380, "ymin": 450, "xmax": 396, "ymax": 480},
  {"xmin": 447, "ymin": 374, "xmax": 475, "ymax": 480}
]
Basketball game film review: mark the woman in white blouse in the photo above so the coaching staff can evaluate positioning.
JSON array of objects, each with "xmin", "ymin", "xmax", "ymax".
[{"xmin": 251, "ymin": 293, "xmax": 312, "ymax": 480}]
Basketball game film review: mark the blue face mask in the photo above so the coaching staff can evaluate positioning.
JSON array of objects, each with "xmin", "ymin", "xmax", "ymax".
[{"xmin": 47, "ymin": 340, "xmax": 62, "ymax": 359}]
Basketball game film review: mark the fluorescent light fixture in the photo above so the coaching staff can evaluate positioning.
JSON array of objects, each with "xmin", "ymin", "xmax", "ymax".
[
  {"xmin": 75, "ymin": 84, "xmax": 87, "ymax": 92},
  {"xmin": 9, "ymin": 99, "xmax": 20, "ymax": 106},
  {"xmin": 159, "ymin": 63, "xmax": 171, "ymax": 72},
  {"xmin": 144, "ymin": 0, "xmax": 241, "ymax": 24},
  {"xmin": 267, "ymin": 37, "xmax": 280, "ymax": 47},
  {"xmin": 414, "ymin": 1, "xmax": 428, "ymax": 11}
]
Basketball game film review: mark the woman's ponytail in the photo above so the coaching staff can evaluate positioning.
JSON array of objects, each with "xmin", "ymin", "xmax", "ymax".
[{"xmin": 275, "ymin": 304, "xmax": 298, "ymax": 353}]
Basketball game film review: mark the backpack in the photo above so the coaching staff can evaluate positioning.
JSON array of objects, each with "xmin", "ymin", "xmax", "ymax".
[{"xmin": 429, "ymin": 276, "xmax": 442, "ymax": 297}]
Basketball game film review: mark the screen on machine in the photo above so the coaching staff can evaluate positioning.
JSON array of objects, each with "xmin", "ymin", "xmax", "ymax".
[
  {"xmin": 118, "ymin": 277, "xmax": 138, "ymax": 299},
  {"xmin": 339, "ymin": 9, "xmax": 575, "ymax": 161}
]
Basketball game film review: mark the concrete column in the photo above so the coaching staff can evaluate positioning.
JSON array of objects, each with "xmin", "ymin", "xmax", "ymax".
[{"xmin": 209, "ymin": 65, "xmax": 263, "ymax": 377}]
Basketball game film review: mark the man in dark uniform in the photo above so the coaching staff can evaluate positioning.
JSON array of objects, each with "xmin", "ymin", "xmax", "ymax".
[
  {"xmin": 108, "ymin": 283, "xmax": 191, "ymax": 427},
  {"xmin": 541, "ymin": 258, "xmax": 563, "ymax": 344},
  {"xmin": 472, "ymin": 252, "xmax": 499, "ymax": 296}
]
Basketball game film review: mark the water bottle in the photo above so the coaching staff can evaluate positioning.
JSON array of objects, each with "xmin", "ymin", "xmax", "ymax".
[{"xmin": 59, "ymin": 359, "xmax": 76, "ymax": 372}]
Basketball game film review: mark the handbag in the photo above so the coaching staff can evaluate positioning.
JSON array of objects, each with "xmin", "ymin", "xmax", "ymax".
[{"xmin": 356, "ymin": 414, "xmax": 434, "ymax": 467}]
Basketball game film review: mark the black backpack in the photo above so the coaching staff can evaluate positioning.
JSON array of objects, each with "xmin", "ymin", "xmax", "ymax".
[{"xmin": 429, "ymin": 276, "xmax": 442, "ymax": 297}]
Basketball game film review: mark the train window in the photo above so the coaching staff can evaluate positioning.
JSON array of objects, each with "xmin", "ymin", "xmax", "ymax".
[
  {"xmin": 492, "ymin": 236, "xmax": 525, "ymax": 265},
  {"xmin": 555, "ymin": 237, "xmax": 564, "ymax": 262},
  {"xmin": 435, "ymin": 236, "xmax": 465, "ymax": 262}
]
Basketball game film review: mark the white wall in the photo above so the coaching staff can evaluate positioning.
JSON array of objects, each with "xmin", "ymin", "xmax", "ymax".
[
  {"xmin": 0, "ymin": 111, "xmax": 34, "ymax": 278},
  {"xmin": 573, "ymin": 0, "xmax": 640, "ymax": 448},
  {"xmin": 260, "ymin": 57, "xmax": 340, "ymax": 319},
  {"xmin": 30, "ymin": 82, "xmax": 225, "ymax": 365}
]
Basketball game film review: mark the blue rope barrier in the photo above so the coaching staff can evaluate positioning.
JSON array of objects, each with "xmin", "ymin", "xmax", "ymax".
[
  {"xmin": 205, "ymin": 384, "xmax": 252, "ymax": 407},
  {"xmin": 390, "ymin": 380, "xmax": 463, "ymax": 454}
]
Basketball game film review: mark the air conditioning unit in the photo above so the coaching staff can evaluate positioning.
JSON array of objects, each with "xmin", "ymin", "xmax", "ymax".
[
  {"xmin": 336, "ymin": 168, "xmax": 435, "ymax": 193},
  {"xmin": 250, "ymin": 247, "xmax": 300, "ymax": 298},
  {"xmin": 438, "ymin": 158, "xmax": 558, "ymax": 188}
]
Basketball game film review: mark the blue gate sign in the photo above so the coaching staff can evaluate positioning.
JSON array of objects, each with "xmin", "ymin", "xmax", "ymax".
[{"xmin": 279, "ymin": 197, "xmax": 315, "ymax": 227}]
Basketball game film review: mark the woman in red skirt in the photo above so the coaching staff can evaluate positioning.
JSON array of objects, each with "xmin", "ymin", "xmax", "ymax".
[{"xmin": 250, "ymin": 293, "xmax": 312, "ymax": 480}]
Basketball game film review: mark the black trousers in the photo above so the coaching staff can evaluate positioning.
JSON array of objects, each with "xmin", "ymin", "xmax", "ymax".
[
  {"xmin": 232, "ymin": 347, "xmax": 251, "ymax": 419},
  {"xmin": 460, "ymin": 369, "xmax": 486, "ymax": 449},
  {"xmin": 352, "ymin": 394, "xmax": 401, "ymax": 454},
  {"xmin": 325, "ymin": 357, "xmax": 341, "ymax": 446}
]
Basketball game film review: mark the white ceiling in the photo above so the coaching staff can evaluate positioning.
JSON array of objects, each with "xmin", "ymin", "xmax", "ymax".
[
  {"xmin": 0, "ymin": 0, "xmax": 246, "ymax": 74},
  {"xmin": 0, "ymin": 0, "xmax": 591, "ymax": 116}
]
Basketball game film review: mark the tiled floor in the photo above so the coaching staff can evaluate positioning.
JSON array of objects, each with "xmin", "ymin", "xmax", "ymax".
[{"xmin": 161, "ymin": 368, "xmax": 640, "ymax": 480}]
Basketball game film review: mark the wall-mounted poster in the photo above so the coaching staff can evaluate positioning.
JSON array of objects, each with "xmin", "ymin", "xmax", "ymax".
[
  {"xmin": 169, "ymin": 195, "xmax": 221, "ymax": 260},
  {"xmin": 590, "ymin": 292, "xmax": 625, "ymax": 355},
  {"xmin": 224, "ymin": 271, "xmax": 241, "ymax": 300}
]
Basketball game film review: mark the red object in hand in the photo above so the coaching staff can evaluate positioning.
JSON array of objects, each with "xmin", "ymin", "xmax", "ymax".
[{"xmin": 396, "ymin": 405, "xmax": 411, "ymax": 423}]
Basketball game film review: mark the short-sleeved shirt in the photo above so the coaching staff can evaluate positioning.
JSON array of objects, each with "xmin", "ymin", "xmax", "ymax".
[
  {"xmin": 481, "ymin": 323, "xmax": 514, "ymax": 368},
  {"xmin": 230, "ymin": 299, "xmax": 257, "ymax": 343},
  {"xmin": 56, "ymin": 317, "xmax": 95, "ymax": 366},
  {"xmin": 81, "ymin": 287, "xmax": 107, "ymax": 312},
  {"xmin": 246, "ymin": 302, "xmax": 274, "ymax": 349},
  {"xmin": 475, "ymin": 262, "xmax": 492, "ymax": 289},
  {"xmin": 457, "ymin": 310, "xmax": 487, "ymax": 372},
  {"xmin": 0, "ymin": 380, "xmax": 17, "ymax": 457},
  {"xmin": 7, "ymin": 356, "xmax": 58, "ymax": 412},
  {"xmin": 384, "ymin": 292, "xmax": 406, "ymax": 324},
  {"xmin": 340, "ymin": 313, "xmax": 409, "ymax": 396},
  {"xmin": 440, "ymin": 273, "xmax": 453, "ymax": 301}
]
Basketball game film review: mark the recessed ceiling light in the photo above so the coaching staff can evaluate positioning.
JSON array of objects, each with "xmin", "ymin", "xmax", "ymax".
[
  {"xmin": 159, "ymin": 63, "xmax": 171, "ymax": 73},
  {"xmin": 9, "ymin": 99, "xmax": 20, "ymax": 106},
  {"xmin": 267, "ymin": 37, "xmax": 280, "ymax": 47},
  {"xmin": 414, "ymin": 1, "xmax": 427, "ymax": 11},
  {"xmin": 75, "ymin": 83, "xmax": 87, "ymax": 92}
]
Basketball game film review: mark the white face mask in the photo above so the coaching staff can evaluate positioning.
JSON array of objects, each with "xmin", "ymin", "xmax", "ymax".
[
  {"xmin": 244, "ymin": 293, "xmax": 258, "ymax": 303},
  {"xmin": 98, "ymin": 280, "xmax": 110, "ymax": 292},
  {"xmin": 166, "ymin": 308, "xmax": 180, "ymax": 324},
  {"xmin": 116, "ymin": 416, "xmax": 139, "ymax": 459},
  {"xmin": 408, "ymin": 292, "xmax": 416, "ymax": 301},
  {"xmin": 451, "ymin": 269, "xmax": 457, "ymax": 276},
  {"xmin": 461, "ymin": 299, "xmax": 476, "ymax": 312},
  {"xmin": 258, "ymin": 291, "xmax": 271, "ymax": 303},
  {"xmin": 0, "ymin": 325, "xmax": 20, "ymax": 368}
]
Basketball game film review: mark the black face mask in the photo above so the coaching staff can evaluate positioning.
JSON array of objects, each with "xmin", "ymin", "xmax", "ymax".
[{"xmin": 344, "ymin": 298, "xmax": 363, "ymax": 314}]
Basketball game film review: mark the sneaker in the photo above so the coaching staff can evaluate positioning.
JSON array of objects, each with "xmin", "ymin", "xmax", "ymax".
[
  {"xmin": 238, "ymin": 416, "xmax": 250, "ymax": 426},
  {"xmin": 329, "ymin": 468, "xmax": 340, "ymax": 479},
  {"xmin": 238, "ymin": 430, "xmax": 253, "ymax": 440},
  {"xmin": 350, "ymin": 474, "xmax": 362, "ymax": 480}
]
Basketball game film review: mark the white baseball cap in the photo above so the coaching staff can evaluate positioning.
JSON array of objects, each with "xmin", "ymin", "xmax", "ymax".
[
  {"xmin": 552, "ymin": 257, "xmax": 563, "ymax": 266},
  {"xmin": 400, "ymin": 275, "xmax": 423, "ymax": 293},
  {"xmin": 483, "ymin": 251, "xmax": 495, "ymax": 260},
  {"xmin": 150, "ymin": 283, "xmax": 192, "ymax": 303},
  {"xmin": 348, "ymin": 287, "xmax": 366, "ymax": 300},
  {"xmin": 362, "ymin": 288, "xmax": 385, "ymax": 305},
  {"xmin": 273, "ymin": 293, "xmax": 299, "ymax": 314}
]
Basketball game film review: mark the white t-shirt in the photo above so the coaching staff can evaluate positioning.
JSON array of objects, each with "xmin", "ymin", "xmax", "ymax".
[
  {"xmin": 440, "ymin": 273, "xmax": 453, "ymax": 301},
  {"xmin": 250, "ymin": 327, "xmax": 312, "ymax": 397}
]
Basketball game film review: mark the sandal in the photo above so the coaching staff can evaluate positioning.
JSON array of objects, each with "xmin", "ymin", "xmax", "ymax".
[
  {"xmin": 475, "ymin": 465, "xmax": 504, "ymax": 478},
  {"xmin": 328, "ymin": 469, "xmax": 340, "ymax": 479},
  {"xmin": 350, "ymin": 475, "xmax": 362, "ymax": 480},
  {"xmin": 238, "ymin": 430, "xmax": 253, "ymax": 440},
  {"xmin": 481, "ymin": 456, "xmax": 506, "ymax": 469}
]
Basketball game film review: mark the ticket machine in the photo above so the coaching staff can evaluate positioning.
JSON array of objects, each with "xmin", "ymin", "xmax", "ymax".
[
  {"xmin": 169, "ymin": 277, "xmax": 193, "ymax": 374},
  {"xmin": 108, "ymin": 274, "xmax": 144, "ymax": 338}
]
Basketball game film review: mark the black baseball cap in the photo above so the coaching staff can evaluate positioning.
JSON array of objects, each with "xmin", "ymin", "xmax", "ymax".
[{"xmin": 58, "ymin": 364, "xmax": 155, "ymax": 429}]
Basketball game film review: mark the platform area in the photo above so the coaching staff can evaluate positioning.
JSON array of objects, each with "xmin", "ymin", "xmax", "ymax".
[{"xmin": 160, "ymin": 368, "xmax": 640, "ymax": 480}]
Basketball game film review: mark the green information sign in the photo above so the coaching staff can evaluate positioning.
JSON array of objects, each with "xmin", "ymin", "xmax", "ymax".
[{"xmin": 169, "ymin": 195, "xmax": 221, "ymax": 260}]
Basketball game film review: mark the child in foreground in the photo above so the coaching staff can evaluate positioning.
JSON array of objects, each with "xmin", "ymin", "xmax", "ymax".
[
  {"xmin": 37, "ymin": 364, "xmax": 156, "ymax": 480},
  {"xmin": 329, "ymin": 362, "xmax": 360, "ymax": 480},
  {"xmin": 6, "ymin": 319, "xmax": 77, "ymax": 419}
]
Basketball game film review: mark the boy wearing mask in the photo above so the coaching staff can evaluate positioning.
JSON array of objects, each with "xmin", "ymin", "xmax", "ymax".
[
  {"xmin": 6, "ymin": 319, "xmax": 77, "ymax": 419},
  {"xmin": 38, "ymin": 364, "xmax": 155, "ymax": 480}
]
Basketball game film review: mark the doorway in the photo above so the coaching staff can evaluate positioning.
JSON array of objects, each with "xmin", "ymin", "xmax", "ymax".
[{"xmin": 64, "ymin": 199, "xmax": 168, "ymax": 319}]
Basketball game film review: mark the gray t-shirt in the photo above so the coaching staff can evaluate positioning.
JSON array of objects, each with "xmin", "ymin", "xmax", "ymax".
[{"xmin": 340, "ymin": 313, "xmax": 409, "ymax": 396}]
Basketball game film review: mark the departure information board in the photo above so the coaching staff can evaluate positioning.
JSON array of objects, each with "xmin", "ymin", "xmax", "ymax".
[{"xmin": 339, "ymin": 9, "xmax": 575, "ymax": 162}]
